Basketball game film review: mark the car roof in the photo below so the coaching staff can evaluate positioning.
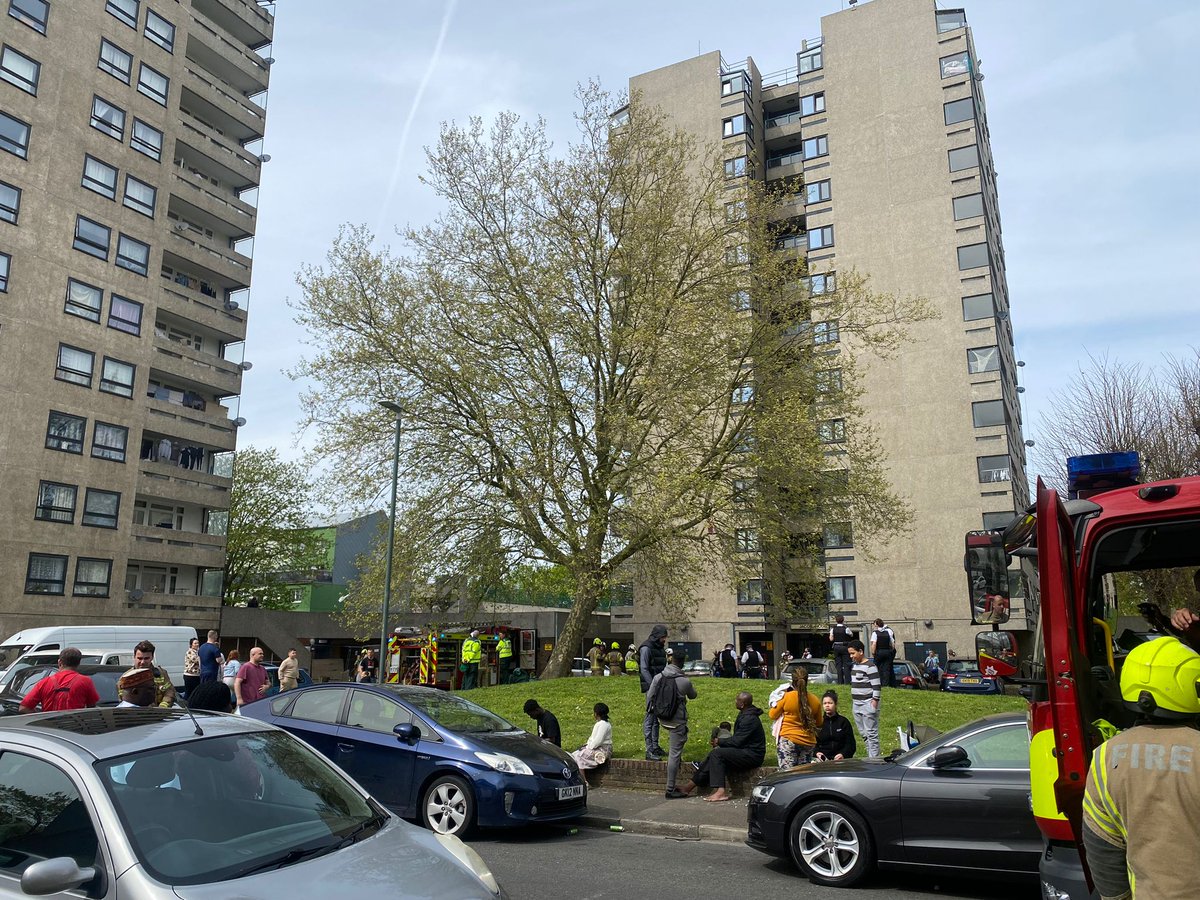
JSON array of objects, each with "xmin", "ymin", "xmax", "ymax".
[{"xmin": 0, "ymin": 707, "xmax": 276, "ymax": 761}]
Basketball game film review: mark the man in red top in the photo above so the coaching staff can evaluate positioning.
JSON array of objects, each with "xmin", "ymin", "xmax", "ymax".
[{"xmin": 19, "ymin": 648, "xmax": 100, "ymax": 712}]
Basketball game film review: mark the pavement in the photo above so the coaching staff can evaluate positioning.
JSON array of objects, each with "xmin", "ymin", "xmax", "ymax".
[{"xmin": 578, "ymin": 786, "xmax": 750, "ymax": 844}]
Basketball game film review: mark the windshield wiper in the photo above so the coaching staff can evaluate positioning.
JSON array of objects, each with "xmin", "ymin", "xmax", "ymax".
[
  {"xmin": 232, "ymin": 841, "xmax": 338, "ymax": 878},
  {"xmin": 334, "ymin": 813, "xmax": 387, "ymax": 849}
]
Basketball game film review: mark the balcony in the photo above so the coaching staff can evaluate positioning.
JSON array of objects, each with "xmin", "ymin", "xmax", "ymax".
[
  {"xmin": 181, "ymin": 65, "xmax": 266, "ymax": 142},
  {"xmin": 144, "ymin": 395, "xmax": 239, "ymax": 451},
  {"xmin": 170, "ymin": 171, "xmax": 256, "ymax": 237},
  {"xmin": 151, "ymin": 335, "xmax": 243, "ymax": 394},
  {"xmin": 126, "ymin": 591, "xmax": 223, "ymax": 617},
  {"xmin": 176, "ymin": 111, "xmax": 262, "ymax": 189},
  {"xmin": 158, "ymin": 282, "xmax": 247, "ymax": 342},
  {"xmin": 165, "ymin": 229, "xmax": 252, "ymax": 288},
  {"xmin": 186, "ymin": 7, "xmax": 271, "ymax": 95},
  {"xmin": 192, "ymin": 0, "xmax": 273, "ymax": 49},
  {"xmin": 138, "ymin": 462, "xmax": 232, "ymax": 508},
  {"xmin": 131, "ymin": 524, "xmax": 226, "ymax": 566}
]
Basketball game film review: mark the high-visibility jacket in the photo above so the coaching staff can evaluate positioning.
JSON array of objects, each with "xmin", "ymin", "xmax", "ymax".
[
  {"xmin": 625, "ymin": 656, "xmax": 638, "ymax": 673},
  {"xmin": 461, "ymin": 638, "xmax": 482, "ymax": 664},
  {"xmin": 497, "ymin": 638, "xmax": 513, "ymax": 659}
]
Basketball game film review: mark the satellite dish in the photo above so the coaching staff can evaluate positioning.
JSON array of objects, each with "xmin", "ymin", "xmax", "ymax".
[
  {"xmin": 224, "ymin": 300, "xmax": 240, "ymax": 311},
  {"xmin": 233, "ymin": 417, "xmax": 247, "ymax": 427},
  {"xmin": 129, "ymin": 589, "xmax": 144, "ymax": 601},
  {"xmin": 240, "ymin": 361, "xmax": 253, "ymax": 371},
  {"xmin": 258, "ymin": 154, "xmax": 272, "ymax": 163}
]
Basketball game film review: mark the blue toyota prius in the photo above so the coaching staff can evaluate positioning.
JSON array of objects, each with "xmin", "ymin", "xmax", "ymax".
[{"xmin": 242, "ymin": 683, "xmax": 586, "ymax": 837}]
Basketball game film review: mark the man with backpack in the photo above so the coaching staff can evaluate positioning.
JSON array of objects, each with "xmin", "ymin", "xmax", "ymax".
[
  {"xmin": 647, "ymin": 646, "xmax": 696, "ymax": 799},
  {"xmin": 870, "ymin": 618, "xmax": 897, "ymax": 688}
]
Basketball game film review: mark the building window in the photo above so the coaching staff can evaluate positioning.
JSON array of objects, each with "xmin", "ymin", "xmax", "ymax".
[
  {"xmin": 99, "ymin": 357, "xmax": 135, "ymax": 398},
  {"xmin": 8, "ymin": 0, "xmax": 49, "ymax": 34},
  {"xmin": 805, "ymin": 179, "xmax": 831, "ymax": 204},
  {"xmin": 131, "ymin": 118, "xmax": 162, "ymax": 161},
  {"xmin": 823, "ymin": 522, "xmax": 853, "ymax": 549},
  {"xmin": 944, "ymin": 97, "xmax": 975, "ymax": 126},
  {"xmin": 0, "ymin": 179, "xmax": 18, "ymax": 223},
  {"xmin": 732, "ymin": 478, "xmax": 755, "ymax": 503},
  {"xmin": 802, "ymin": 135, "xmax": 828, "ymax": 159},
  {"xmin": 73, "ymin": 216, "xmax": 110, "ymax": 259},
  {"xmin": 972, "ymin": 399, "xmax": 1005, "ymax": 428},
  {"xmin": 136, "ymin": 63, "xmax": 168, "ymax": 106},
  {"xmin": 25, "ymin": 553, "xmax": 67, "ymax": 595},
  {"xmin": 826, "ymin": 576, "xmax": 856, "ymax": 604},
  {"xmin": 800, "ymin": 92, "xmax": 825, "ymax": 116},
  {"xmin": 0, "ymin": 250, "xmax": 8, "ymax": 291},
  {"xmin": 957, "ymin": 242, "xmax": 989, "ymax": 270},
  {"xmin": 941, "ymin": 51, "xmax": 970, "ymax": 78},
  {"xmin": 0, "ymin": 109, "xmax": 30, "ymax": 158},
  {"xmin": 722, "ymin": 114, "xmax": 751, "ymax": 139},
  {"xmin": 816, "ymin": 369, "xmax": 842, "ymax": 394},
  {"xmin": 65, "ymin": 279, "xmax": 103, "ymax": 322},
  {"xmin": 737, "ymin": 579, "xmax": 763, "ymax": 604},
  {"xmin": 122, "ymin": 175, "xmax": 155, "ymax": 217},
  {"xmin": 967, "ymin": 345, "xmax": 1000, "ymax": 374},
  {"xmin": 982, "ymin": 511, "xmax": 1013, "ymax": 531},
  {"xmin": 90, "ymin": 96, "xmax": 126, "ymax": 141},
  {"xmin": 721, "ymin": 72, "xmax": 748, "ymax": 96},
  {"xmin": 730, "ymin": 289, "xmax": 750, "ymax": 311},
  {"xmin": 55, "ymin": 344, "xmax": 94, "ymax": 388},
  {"xmin": 0, "ymin": 45, "xmax": 40, "ymax": 95},
  {"xmin": 82, "ymin": 489, "xmax": 120, "ymax": 529},
  {"xmin": 98, "ymin": 39, "xmax": 132, "ymax": 84},
  {"xmin": 798, "ymin": 46, "xmax": 822, "ymax": 73},
  {"xmin": 936, "ymin": 9, "xmax": 967, "ymax": 33},
  {"xmin": 107, "ymin": 293, "xmax": 142, "ymax": 335},
  {"xmin": 978, "ymin": 454, "xmax": 1011, "ymax": 483},
  {"xmin": 35, "ymin": 481, "xmax": 77, "ymax": 523},
  {"xmin": 105, "ymin": 0, "xmax": 138, "ymax": 29},
  {"xmin": 92, "ymin": 421, "xmax": 128, "ymax": 462},
  {"xmin": 804, "ymin": 272, "xmax": 836, "ymax": 296},
  {"xmin": 82, "ymin": 155, "xmax": 118, "ymax": 200},
  {"xmin": 725, "ymin": 245, "xmax": 748, "ymax": 265},
  {"xmin": 724, "ymin": 156, "xmax": 747, "ymax": 178},
  {"xmin": 115, "ymin": 233, "xmax": 149, "ymax": 275},
  {"xmin": 732, "ymin": 383, "xmax": 754, "ymax": 405},
  {"xmin": 735, "ymin": 528, "xmax": 760, "ymax": 552},
  {"xmin": 808, "ymin": 225, "xmax": 834, "ymax": 251},
  {"xmin": 814, "ymin": 320, "xmax": 839, "ymax": 345},
  {"xmin": 145, "ymin": 10, "xmax": 175, "ymax": 52},
  {"xmin": 948, "ymin": 144, "xmax": 979, "ymax": 172},
  {"xmin": 953, "ymin": 192, "xmax": 984, "ymax": 220},
  {"xmin": 73, "ymin": 558, "xmax": 113, "ymax": 597},
  {"xmin": 961, "ymin": 292, "xmax": 994, "ymax": 321},
  {"xmin": 725, "ymin": 199, "xmax": 746, "ymax": 222},
  {"xmin": 46, "ymin": 410, "xmax": 85, "ymax": 454},
  {"xmin": 818, "ymin": 419, "xmax": 846, "ymax": 443}
]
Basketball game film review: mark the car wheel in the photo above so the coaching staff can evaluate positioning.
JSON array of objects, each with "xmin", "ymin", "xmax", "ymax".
[
  {"xmin": 421, "ymin": 775, "xmax": 475, "ymax": 838},
  {"xmin": 788, "ymin": 800, "xmax": 874, "ymax": 887}
]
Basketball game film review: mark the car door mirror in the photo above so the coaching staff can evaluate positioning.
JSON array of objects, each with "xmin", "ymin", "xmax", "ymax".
[
  {"xmin": 394, "ymin": 722, "xmax": 421, "ymax": 744},
  {"xmin": 21, "ymin": 858, "xmax": 97, "ymax": 896},
  {"xmin": 930, "ymin": 745, "xmax": 970, "ymax": 769}
]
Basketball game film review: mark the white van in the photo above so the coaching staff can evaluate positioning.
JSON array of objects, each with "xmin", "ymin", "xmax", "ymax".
[{"xmin": 0, "ymin": 625, "xmax": 195, "ymax": 687}]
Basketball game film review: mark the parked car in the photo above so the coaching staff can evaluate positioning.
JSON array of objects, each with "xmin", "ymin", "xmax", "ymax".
[
  {"xmin": 0, "ymin": 707, "xmax": 502, "ymax": 898},
  {"xmin": 940, "ymin": 658, "xmax": 1002, "ymax": 695},
  {"xmin": 0, "ymin": 663, "xmax": 126, "ymax": 715},
  {"xmin": 780, "ymin": 658, "xmax": 838, "ymax": 684},
  {"xmin": 681, "ymin": 659, "xmax": 713, "ymax": 677},
  {"xmin": 242, "ymin": 683, "xmax": 587, "ymax": 838},
  {"xmin": 263, "ymin": 664, "xmax": 314, "ymax": 696},
  {"xmin": 746, "ymin": 712, "xmax": 1038, "ymax": 887},
  {"xmin": 891, "ymin": 659, "xmax": 931, "ymax": 689}
]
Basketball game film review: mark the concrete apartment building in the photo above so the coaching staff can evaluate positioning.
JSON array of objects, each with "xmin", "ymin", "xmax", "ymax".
[
  {"xmin": 614, "ymin": 0, "xmax": 1030, "ymax": 665},
  {"xmin": 0, "ymin": 0, "xmax": 274, "ymax": 637}
]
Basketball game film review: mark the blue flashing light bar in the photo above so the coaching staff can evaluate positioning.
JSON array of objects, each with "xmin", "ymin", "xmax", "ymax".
[{"xmin": 1066, "ymin": 452, "xmax": 1141, "ymax": 499}]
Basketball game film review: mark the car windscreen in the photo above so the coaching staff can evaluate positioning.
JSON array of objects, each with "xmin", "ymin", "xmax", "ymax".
[
  {"xmin": 946, "ymin": 659, "xmax": 977, "ymax": 673},
  {"xmin": 394, "ymin": 689, "xmax": 520, "ymax": 734},
  {"xmin": 7, "ymin": 665, "xmax": 56, "ymax": 697},
  {"xmin": 0, "ymin": 644, "xmax": 31, "ymax": 672},
  {"xmin": 96, "ymin": 730, "xmax": 383, "ymax": 885}
]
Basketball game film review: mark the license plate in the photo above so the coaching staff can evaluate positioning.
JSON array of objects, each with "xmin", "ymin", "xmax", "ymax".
[
  {"xmin": 959, "ymin": 677, "xmax": 981, "ymax": 684},
  {"xmin": 558, "ymin": 784, "xmax": 585, "ymax": 800}
]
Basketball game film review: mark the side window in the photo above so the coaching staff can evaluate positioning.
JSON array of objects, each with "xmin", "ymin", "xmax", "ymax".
[
  {"xmin": 0, "ymin": 752, "xmax": 100, "ymax": 871},
  {"xmin": 347, "ymin": 691, "xmax": 412, "ymax": 733},
  {"xmin": 287, "ymin": 688, "xmax": 346, "ymax": 724},
  {"xmin": 943, "ymin": 724, "xmax": 1029, "ymax": 769}
]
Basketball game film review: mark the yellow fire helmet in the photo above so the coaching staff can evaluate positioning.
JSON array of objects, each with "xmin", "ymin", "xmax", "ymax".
[
  {"xmin": 1121, "ymin": 635, "xmax": 1200, "ymax": 719},
  {"xmin": 593, "ymin": 637, "xmax": 603, "ymax": 645},
  {"xmin": 611, "ymin": 642, "xmax": 620, "ymax": 650}
]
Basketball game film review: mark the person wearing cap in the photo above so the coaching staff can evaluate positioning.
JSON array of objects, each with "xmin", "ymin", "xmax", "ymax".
[
  {"xmin": 496, "ymin": 630, "xmax": 515, "ymax": 685},
  {"xmin": 605, "ymin": 641, "xmax": 624, "ymax": 675},
  {"xmin": 133, "ymin": 640, "xmax": 177, "ymax": 708},
  {"xmin": 460, "ymin": 630, "xmax": 482, "ymax": 690},
  {"xmin": 586, "ymin": 637, "xmax": 605, "ymax": 676},
  {"xmin": 19, "ymin": 648, "xmax": 100, "ymax": 712},
  {"xmin": 116, "ymin": 667, "xmax": 157, "ymax": 708}
]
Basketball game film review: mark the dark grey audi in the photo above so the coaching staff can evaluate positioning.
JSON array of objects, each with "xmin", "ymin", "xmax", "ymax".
[{"xmin": 746, "ymin": 712, "xmax": 1039, "ymax": 888}]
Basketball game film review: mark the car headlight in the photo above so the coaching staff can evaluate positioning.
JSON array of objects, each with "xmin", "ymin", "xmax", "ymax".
[
  {"xmin": 474, "ymin": 751, "xmax": 534, "ymax": 776},
  {"xmin": 750, "ymin": 784, "xmax": 775, "ymax": 803},
  {"xmin": 436, "ymin": 833, "xmax": 501, "ymax": 896}
]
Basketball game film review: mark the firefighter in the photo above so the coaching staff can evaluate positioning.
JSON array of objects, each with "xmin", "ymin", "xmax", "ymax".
[
  {"xmin": 497, "ymin": 630, "xmax": 515, "ymax": 685},
  {"xmin": 1082, "ymin": 635, "xmax": 1200, "ymax": 900},
  {"xmin": 606, "ymin": 641, "xmax": 624, "ymax": 675},
  {"xmin": 625, "ymin": 644, "xmax": 639, "ymax": 674},
  {"xmin": 460, "ymin": 629, "xmax": 482, "ymax": 690},
  {"xmin": 587, "ymin": 637, "xmax": 605, "ymax": 676}
]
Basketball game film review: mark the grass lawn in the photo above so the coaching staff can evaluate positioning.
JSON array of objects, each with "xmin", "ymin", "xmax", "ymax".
[{"xmin": 459, "ymin": 674, "xmax": 1025, "ymax": 765}]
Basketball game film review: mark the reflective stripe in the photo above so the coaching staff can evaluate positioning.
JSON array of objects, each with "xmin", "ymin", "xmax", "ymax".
[
  {"xmin": 1083, "ymin": 743, "xmax": 1126, "ymax": 843},
  {"xmin": 1029, "ymin": 727, "xmax": 1069, "ymax": 822}
]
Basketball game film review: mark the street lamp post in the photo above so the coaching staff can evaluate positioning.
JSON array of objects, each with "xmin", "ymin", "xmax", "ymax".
[{"xmin": 378, "ymin": 400, "xmax": 403, "ymax": 682}]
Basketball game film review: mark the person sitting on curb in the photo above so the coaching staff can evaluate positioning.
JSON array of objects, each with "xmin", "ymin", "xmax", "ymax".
[
  {"xmin": 523, "ymin": 698, "xmax": 562, "ymax": 746},
  {"xmin": 671, "ymin": 691, "xmax": 765, "ymax": 802},
  {"xmin": 572, "ymin": 702, "xmax": 613, "ymax": 770}
]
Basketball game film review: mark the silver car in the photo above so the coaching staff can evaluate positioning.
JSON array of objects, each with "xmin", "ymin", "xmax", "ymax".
[{"xmin": 0, "ymin": 708, "xmax": 502, "ymax": 899}]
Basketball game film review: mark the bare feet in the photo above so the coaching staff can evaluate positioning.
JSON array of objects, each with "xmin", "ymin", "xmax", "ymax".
[{"xmin": 703, "ymin": 788, "xmax": 731, "ymax": 802}]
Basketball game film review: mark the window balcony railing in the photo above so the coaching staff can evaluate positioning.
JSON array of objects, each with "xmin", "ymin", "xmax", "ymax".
[
  {"xmin": 767, "ymin": 150, "xmax": 804, "ymax": 169},
  {"xmin": 766, "ymin": 110, "xmax": 803, "ymax": 129},
  {"xmin": 980, "ymin": 467, "xmax": 1011, "ymax": 483},
  {"xmin": 775, "ymin": 233, "xmax": 807, "ymax": 251}
]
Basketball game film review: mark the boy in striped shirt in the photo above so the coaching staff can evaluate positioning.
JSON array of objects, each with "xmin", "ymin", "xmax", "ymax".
[{"xmin": 847, "ymin": 640, "xmax": 881, "ymax": 758}]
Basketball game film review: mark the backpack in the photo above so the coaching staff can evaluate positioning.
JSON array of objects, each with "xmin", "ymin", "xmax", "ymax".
[
  {"xmin": 651, "ymin": 674, "xmax": 682, "ymax": 720},
  {"xmin": 874, "ymin": 628, "xmax": 893, "ymax": 652}
]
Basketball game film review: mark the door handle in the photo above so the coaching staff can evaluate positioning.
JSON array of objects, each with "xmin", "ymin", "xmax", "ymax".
[{"xmin": 337, "ymin": 743, "xmax": 355, "ymax": 752}]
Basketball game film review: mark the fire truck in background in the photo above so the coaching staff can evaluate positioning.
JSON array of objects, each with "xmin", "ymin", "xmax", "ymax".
[
  {"xmin": 964, "ymin": 452, "xmax": 1200, "ymax": 900},
  {"xmin": 383, "ymin": 624, "xmax": 535, "ymax": 688}
]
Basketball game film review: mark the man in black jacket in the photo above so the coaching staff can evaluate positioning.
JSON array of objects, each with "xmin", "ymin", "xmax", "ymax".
[
  {"xmin": 523, "ymin": 698, "xmax": 561, "ymax": 746},
  {"xmin": 638, "ymin": 625, "xmax": 669, "ymax": 760},
  {"xmin": 673, "ymin": 691, "xmax": 765, "ymax": 802}
]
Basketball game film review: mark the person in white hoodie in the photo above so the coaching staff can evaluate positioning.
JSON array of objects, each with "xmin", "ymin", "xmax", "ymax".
[{"xmin": 572, "ymin": 702, "xmax": 614, "ymax": 770}]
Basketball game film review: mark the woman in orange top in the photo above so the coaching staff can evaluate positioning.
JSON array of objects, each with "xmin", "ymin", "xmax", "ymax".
[{"xmin": 769, "ymin": 667, "xmax": 824, "ymax": 769}]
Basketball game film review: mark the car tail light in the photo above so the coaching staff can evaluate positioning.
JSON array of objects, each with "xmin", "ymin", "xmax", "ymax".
[{"xmin": 902, "ymin": 676, "xmax": 915, "ymax": 685}]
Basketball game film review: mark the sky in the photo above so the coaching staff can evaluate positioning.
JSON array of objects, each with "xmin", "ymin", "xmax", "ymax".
[{"xmin": 238, "ymin": 0, "xmax": 1200, "ymax": 491}]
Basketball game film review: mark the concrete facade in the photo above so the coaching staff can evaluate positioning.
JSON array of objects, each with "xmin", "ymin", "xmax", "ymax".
[
  {"xmin": 616, "ymin": 0, "xmax": 1029, "ymax": 666},
  {"xmin": 0, "ymin": 1, "xmax": 273, "ymax": 639}
]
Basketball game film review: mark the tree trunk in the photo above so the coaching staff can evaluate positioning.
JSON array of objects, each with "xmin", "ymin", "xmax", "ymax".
[{"xmin": 542, "ymin": 566, "xmax": 605, "ymax": 680}]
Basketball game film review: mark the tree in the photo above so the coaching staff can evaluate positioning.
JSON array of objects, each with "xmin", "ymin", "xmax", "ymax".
[
  {"xmin": 291, "ymin": 86, "xmax": 932, "ymax": 677},
  {"xmin": 222, "ymin": 446, "xmax": 329, "ymax": 609}
]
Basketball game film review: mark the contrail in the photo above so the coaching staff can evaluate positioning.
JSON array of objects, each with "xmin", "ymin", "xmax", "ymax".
[{"xmin": 375, "ymin": 0, "xmax": 458, "ymax": 236}]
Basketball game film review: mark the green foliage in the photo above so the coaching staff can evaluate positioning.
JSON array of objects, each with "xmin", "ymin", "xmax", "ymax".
[
  {"xmin": 462, "ymin": 675, "xmax": 1023, "ymax": 764},
  {"xmin": 223, "ymin": 447, "xmax": 328, "ymax": 609}
]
